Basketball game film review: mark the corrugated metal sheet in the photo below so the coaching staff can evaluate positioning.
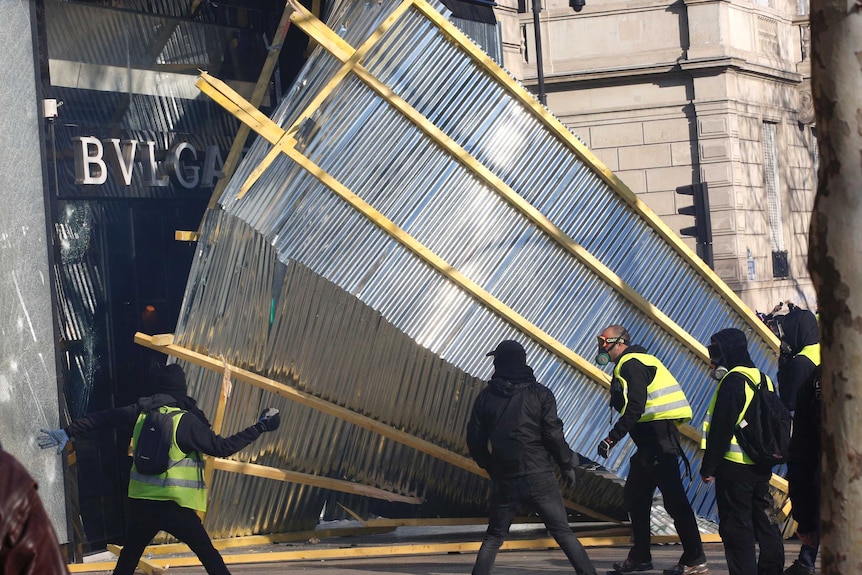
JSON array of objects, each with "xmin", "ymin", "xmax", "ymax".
[{"xmin": 173, "ymin": 0, "xmax": 781, "ymax": 535}]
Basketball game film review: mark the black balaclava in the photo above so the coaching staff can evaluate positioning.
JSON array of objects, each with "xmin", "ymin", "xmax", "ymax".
[
  {"xmin": 709, "ymin": 328, "xmax": 755, "ymax": 369},
  {"xmin": 157, "ymin": 363, "xmax": 188, "ymax": 398},
  {"xmin": 486, "ymin": 340, "xmax": 536, "ymax": 383},
  {"xmin": 779, "ymin": 307, "xmax": 819, "ymax": 356}
]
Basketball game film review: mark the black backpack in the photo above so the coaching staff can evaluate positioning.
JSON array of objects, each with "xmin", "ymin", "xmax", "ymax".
[
  {"xmin": 134, "ymin": 407, "xmax": 179, "ymax": 475},
  {"xmin": 735, "ymin": 371, "xmax": 792, "ymax": 467}
]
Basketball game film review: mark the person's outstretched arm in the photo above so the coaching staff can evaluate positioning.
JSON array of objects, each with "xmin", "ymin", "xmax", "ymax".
[{"xmin": 177, "ymin": 408, "xmax": 280, "ymax": 457}]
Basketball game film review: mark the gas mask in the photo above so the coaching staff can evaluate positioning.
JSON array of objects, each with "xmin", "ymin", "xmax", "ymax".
[
  {"xmin": 775, "ymin": 323, "xmax": 794, "ymax": 356},
  {"xmin": 595, "ymin": 335, "xmax": 625, "ymax": 366},
  {"xmin": 710, "ymin": 365, "xmax": 729, "ymax": 381},
  {"xmin": 707, "ymin": 343, "xmax": 728, "ymax": 381}
]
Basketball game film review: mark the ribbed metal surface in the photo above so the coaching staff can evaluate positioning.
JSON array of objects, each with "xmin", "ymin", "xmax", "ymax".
[
  {"xmin": 178, "ymin": 211, "xmax": 626, "ymax": 535},
  {"xmin": 174, "ymin": 0, "xmax": 779, "ymax": 532}
]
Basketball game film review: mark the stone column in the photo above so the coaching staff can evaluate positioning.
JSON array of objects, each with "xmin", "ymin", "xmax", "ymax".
[{"xmin": 0, "ymin": 2, "xmax": 66, "ymax": 541}]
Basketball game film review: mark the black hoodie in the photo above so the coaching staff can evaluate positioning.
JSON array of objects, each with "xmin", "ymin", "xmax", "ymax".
[
  {"xmin": 701, "ymin": 328, "xmax": 773, "ymax": 481},
  {"xmin": 466, "ymin": 363, "xmax": 574, "ymax": 479},
  {"xmin": 776, "ymin": 307, "xmax": 819, "ymax": 411}
]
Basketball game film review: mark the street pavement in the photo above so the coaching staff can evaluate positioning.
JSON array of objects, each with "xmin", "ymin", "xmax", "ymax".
[
  {"xmin": 74, "ymin": 531, "xmax": 806, "ymax": 575},
  {"xmin": 165, "ymin": 541, "xmax": 804, "ymax": 575}
]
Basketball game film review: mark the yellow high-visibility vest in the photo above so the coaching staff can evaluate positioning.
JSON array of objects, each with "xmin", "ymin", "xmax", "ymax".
[
  {"xmin": 614, "ymin": 352, "xmax": 692, "ymax": 423},
  {"xmin": 701, "ymin": 366, "xmax": 776, "ymax": 465},
  {"xmin": 128, "ymin": 406, "xmax": 207, "ymax": 512}
]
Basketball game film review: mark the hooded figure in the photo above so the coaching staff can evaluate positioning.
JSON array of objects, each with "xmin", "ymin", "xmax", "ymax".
[
  {"xmin": 148, "ymin": 364, "xmax": 210, "ymax": 426},
  {"xmin": 466, "ymin": 340, "xmax": 596, "ymax": 575},
  {"xmin": 701, "ymin": 328, "xmax": 784, "ymax": 575},
  {"xmin": 708, "ymin": 328, "xmax": 756, "ymax": 372},
  {"xmin": 779, "ymin": 308, "xmax": 822, "ymax": 575},
  {"xmin": 775, "ymin": 307, "xmax": 820, "ymax": 411}
]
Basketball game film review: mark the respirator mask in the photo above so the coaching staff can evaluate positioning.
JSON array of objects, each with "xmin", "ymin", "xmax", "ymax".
[
  {"xmin": 595, "ymin": 335, "xmax": 625, "ymax": 366},
  {"xmin": 707, "ymin": 343, "xmax": 728, "ymax": 381},
  {"xmin": 710, "ymin": 364, "xmax": 729, "ymax": 381}
]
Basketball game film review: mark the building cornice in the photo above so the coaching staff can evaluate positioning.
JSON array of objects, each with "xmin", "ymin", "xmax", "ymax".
[
  {"xmin": 539, "ymin": 55, "xmax": 802, "ymax": 88},
  {"xmin": 680, "ymin": 56, "xmax": 803, "ymax": 83}
]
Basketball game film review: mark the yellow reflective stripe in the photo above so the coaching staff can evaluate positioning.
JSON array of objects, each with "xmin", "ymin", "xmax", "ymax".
[
  {"xmin": 647, "ymin": 385, "xmax": 682, "ymax": 400},
  {"xmin": 130, "ymin": 471, "xmax": 206, "ymax": 489},
  {"xmin": 643, "ymin": 398, "xmax": 690, "ymax": 415}
]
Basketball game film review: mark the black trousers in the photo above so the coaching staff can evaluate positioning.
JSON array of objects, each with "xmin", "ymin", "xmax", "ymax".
[
  {"xmin": 472, "ymin": 471, "xmax": 596, "ymax": 575},
  {"xmin": 715, "ymin": 476, "xmax": 784, "ymax": 575},
  {"xmin": 113, "ymin": 498, "xmax": 230, "ymax": 575},
  {"xmin": 624, "ymin": 451, "xmax": 705, "ymax": 567}
]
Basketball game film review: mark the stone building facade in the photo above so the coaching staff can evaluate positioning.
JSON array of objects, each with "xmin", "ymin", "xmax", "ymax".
[{"xmin": 493, "ymin": 0, "xmax": 817, "ymax": 312}]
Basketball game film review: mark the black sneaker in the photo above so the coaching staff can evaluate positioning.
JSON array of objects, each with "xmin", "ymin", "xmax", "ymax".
[
  {"xmin": 782, "ymin": 561, "xmax": 814, "ymax": 575},
  {"xmin": 608, "ymin": 558, "xmax": 654, "ymax": 574},
  {"xmin": 663, "ymin": 562, "xmax": 709, "ymax": 575}
]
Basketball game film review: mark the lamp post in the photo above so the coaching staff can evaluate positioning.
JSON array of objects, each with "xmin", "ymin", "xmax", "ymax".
[
  {"xmin": 531, "ymin": 0, "xmax": 547, "ymax": 105},
  {"xmin": 531, "ymin": 0, "xmax": 585, "ymax": 107}
]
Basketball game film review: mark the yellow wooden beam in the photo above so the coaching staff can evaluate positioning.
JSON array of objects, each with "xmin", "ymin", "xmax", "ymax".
[
  {"xmin": 196, "ymin": 73, "xmax": 283, "ymax": 145},
  {"xmin": 175, "ymin": 230, "xmax": 200, "ymax": 242},
  {"xmin": 212, "ymin": 458, "xmax": 422, "ymax": 504},
  {"xmin": 104, "ymin": 545, "xmax": 160, "ymax": 574}
]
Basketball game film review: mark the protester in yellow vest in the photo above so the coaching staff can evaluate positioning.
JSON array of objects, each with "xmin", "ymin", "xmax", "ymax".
[
  {"xmin": 37, "ymin": 362, "xmax": 280, "ymax": 575},
  {"xmin": 774, "ymin": 304, "xmax": 820, "ymax": 412},
  {"xmin": 773, "ymin": 306, "xmax": 821, "ymax": 575},
  {"xmin": 701, "ymin": 328, "xmax": 784, "ymax": 575},
  {"xmin": 595, "ymin": 325, "xmax": 707, "ymax": 575}
]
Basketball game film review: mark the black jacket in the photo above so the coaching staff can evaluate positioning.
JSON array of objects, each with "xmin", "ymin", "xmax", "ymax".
[
  {"xmin": 776, "ymin": 308, "xmax": 819, "ymax": 411},
  {"xmin": 787, "ymin": 371, "xmax": 821, "ymax": 532},
  {"xmin": 466, "ymin": 377, "xmax": 574, "ymax": 480},
  {"xmin": 65, "ymin": 393, "xmax": 261, "ymax": 458},
  {"xmin": 701, "ymin": 329, "xmax": 773, "ymax": 481},
  {"xmin": 608, "ymin": 345, "xmax": 681, "ymax": 456}
]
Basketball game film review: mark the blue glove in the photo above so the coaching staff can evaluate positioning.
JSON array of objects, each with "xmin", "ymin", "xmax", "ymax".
[
  {"xmin": 255, "ymin": 408, "xmax": 280, "ymax": 433},
  {"xmin": 38, "ymin": 428, "xmax": 69, "ymax": 454},
  {"xmin": 597, "ymin": 437, "xmax": 616, "ymax": 459}
]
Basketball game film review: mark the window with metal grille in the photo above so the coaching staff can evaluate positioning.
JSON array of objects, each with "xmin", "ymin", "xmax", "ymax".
[{"xmin": 763, "ymin": 122, "xmax": 788, "ymax": 277}]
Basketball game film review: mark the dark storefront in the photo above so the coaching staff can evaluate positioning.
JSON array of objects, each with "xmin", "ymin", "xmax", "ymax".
[{"xmin": 36, "ymin": 0, "xmax": 310, "ymax": 555}]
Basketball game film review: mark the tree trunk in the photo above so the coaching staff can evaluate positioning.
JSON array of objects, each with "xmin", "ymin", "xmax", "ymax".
[{"xmin": 808, "ymin": 1, "xmax": 862, "ymax": 574}]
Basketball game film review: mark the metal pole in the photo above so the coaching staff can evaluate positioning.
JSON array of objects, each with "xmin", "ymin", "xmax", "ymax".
[{"xmin": 531, "ymin": 0, "xmax": 546, "ymax": 105}]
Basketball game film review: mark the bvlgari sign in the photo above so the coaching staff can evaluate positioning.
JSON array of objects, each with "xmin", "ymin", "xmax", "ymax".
[{"xmin": 73, "ymin": 136, "xmax": 225, "ymax": 189}]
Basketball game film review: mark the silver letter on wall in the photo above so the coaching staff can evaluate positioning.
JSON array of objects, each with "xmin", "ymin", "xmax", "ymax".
[{"xmin": 72, "ymin": 136, "xmax": 107, "ymax": 185}]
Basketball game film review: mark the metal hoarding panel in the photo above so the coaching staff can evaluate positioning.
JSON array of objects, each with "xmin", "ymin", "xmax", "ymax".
[{"xmin": 172, "ymin": 0, "xmax": 780, "ymax": 533}]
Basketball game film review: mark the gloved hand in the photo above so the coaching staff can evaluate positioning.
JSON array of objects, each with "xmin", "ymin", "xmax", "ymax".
[
  {"xmin": 597, "ymin": 437, "xmax": 616, "ymax": 459},
  {"xmin": 255, "ymin": 408, "xmax": 281, "ymax": 433},
  {"xmin": 562, "ymin": 468, "xmax": 577, "ymax": 489},
  {"xmin": 38, "ymin": 429, "xmax": 70, "ymax": 454}
]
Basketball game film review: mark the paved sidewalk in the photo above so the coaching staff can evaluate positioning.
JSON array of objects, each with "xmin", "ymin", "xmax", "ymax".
[{"xmin": 108, "ymin": 540, "xmax": 804, "ymax": 575}]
